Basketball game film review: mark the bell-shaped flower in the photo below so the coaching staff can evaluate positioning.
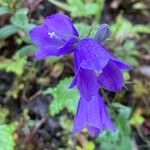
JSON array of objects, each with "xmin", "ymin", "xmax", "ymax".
[
  {"xmin": 72, "ymin": 94, "xmax": 116, "ymax": 136},
  {"xmin": 29, "ymin": 13, "xmax": 78, "ymax": 59},
  {"xmin": 71, "ymin": 69, "xmax": 115, "ymax": 136},
  {"xmin": 29, "ymin": 13, "xmax": 131, "ymax": 136},
  {"xmin": 69, "ymin": 38, "xmax": 130, "ymax": 92}
]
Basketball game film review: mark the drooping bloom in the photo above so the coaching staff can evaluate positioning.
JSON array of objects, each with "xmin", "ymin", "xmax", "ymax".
[
  {"xmin": 71, "ymin": 69, "xmax": 116, "ymax": 136},
  {"xmin": 69, "ymin": 38, "xmax": 130, "ymax": 135},
  {"xmin": 29, "ymin": 13, "xmax": 130, "ymax": 136}
]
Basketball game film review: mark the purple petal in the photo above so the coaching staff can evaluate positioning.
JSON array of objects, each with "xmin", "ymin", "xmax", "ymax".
[
  {"xmin": 69, "ymin": 67, "xmax": 80, "ymax": 89},
  {"xmin": 29, "ymin": 13, "xmax": 79, "ymax": 59},
  {"xmin": 72, "ymin": 95, "xmax": 115, "ymax": 136},
  {"xmin": 110, "ymin": 56, "xmax": 131, "ymax": 70},
  {"xmin": 57, "ymin": 38, "xmax": 78, "ymax": 56},
  {"xmin": 98, "ymin": 60, "xmax": 124, "ymax": 92},
  {"xmin": 87, "ymin": 95, "xmax": 103, "ymax": 136},
  {"xmin": 35, "ymin": 38, "xmax": 77, "ymax": 59},
  {"xmin": 35, "ymin": 47, "xmax": 58, "ymax": 59},
  {"xmin": 29, "ymin": 25, "xmax": 64, "ymax": 48},
  {"xmin": 77, "ymin": 69, "xmax": 99, "ymax": 98},
  {"xmin": 88, "ymin": 95, "xmax": 116, "ymax": 136},
  {"xmin": 77, "ymin": 38, "xmax": 110, "ymax": 70},
  {"xmin": 72, "ymin": 97, "xmax": 88, "ymax": 133},
  {"xmin": 98, "ymin": 96, "xmax": 116, "ymax": 132},
  {"xmin": 44, "ymin": 13, "xmax": 79, "ymax": 41},
  {"xmin": 70, "ymin": 69, "xmax": 99, "ymax": 98}
]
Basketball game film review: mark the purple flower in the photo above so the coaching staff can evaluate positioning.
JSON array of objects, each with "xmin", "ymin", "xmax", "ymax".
[
  {"xmin": 72, "ymin": 94, "xmax": 115, "ymax": 136},
  {"xmin": 29, "ymin": 13, "xmax": 78, "ymax": 59},
  {"xmin": 29, "ymin": 13, "xmax": 131, "ymax": 136},
  {"xmin": 69, "ymin": 38, "xmax": 130, "ymax": 135},
  {"xmin": 71, "ymin": 69, "xmax": 115, "ymax": 136}
]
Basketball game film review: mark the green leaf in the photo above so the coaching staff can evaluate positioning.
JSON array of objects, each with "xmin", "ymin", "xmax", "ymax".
[
  {"xmin": 75, "ymin": 23, "xmax": 99, "ymax": 38},
  {"xmin": 0, "ymin": 124, "xmax": 16, "ymax": 150},
  {"xmin": 0, "ymin": 7, "xmax": 9, "ymax": 15},
  {"xmin": 132, "ymin": 81, "xmax": 148, "ymax": 99},
  {"xmin": 110, "ymin": 14, "xmax": 134, "ymax": 41},
  {"xmin": 132, "ymin": 2, "xmax": 146, "ymax": 10},
  {"xmin": 86, "ymin": 142, "xmax": 95, "ymax": 150},
  {"xmin": 0, "ymin": 25, "xmax": 18, "ymax": 39},
  {"xmin": 117, "ymin": 136, "xmax": 132, "ymax": 150},
  {"xmin": 113, "ymin": 104, "xmax": 131, "ymax": 136},
  {"xmin": 123, "ymin": 72, "xmax": 130, "ymax": 81},
  {"xmin": 114, "ymin": 40, "xmax": 139, "ymax": 66},
  {"xmin": 44, "ymin": 77, "xmax": 79, "ymax": 116},
  {"xmin": 67, "ymin": 0, "xmax": 99, "ymax": 17},
  {"xmin": 130, "ymin": 113, "xmax": 144, "ymax": 127},
  {"xmin": 97, "ymin": 131, "xmax": 119, "ymax": 150},
  {"xmin": 60, "ymin": 116, "xmax": 73, "ymax": 131},
  {"xmin": 17, "ymin": 45, "xmax": 36, "ymax": 57},
  {"xmin": 75, "ymin": 23, "xmax": 91, "ymax": 37},
  {"xmin": 11, "ymin": 8, "xmax": 29, "ymax": 30},
  {"xmin": 112, "ymin": 103, "xmax": 131, "ymax": 120},
  {"xmin": 0, "ymin": 55, "xmax": 27, "ymax": 76},
  {"xmin": 110, "ymin": 14, "xmax": 150, "ymax": 42},
  {"xmin": 133, "ymin": 25, "xmax": 150, "ymax": 34},
  {"xmin": 48, "ymin": 0, "xmax": 100, "ymax": 18}
]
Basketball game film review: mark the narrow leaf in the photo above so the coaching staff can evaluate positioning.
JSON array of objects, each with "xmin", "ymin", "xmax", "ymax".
[{"xmin": 0, "ymin": 25, "xmax": 18, "ymax": 39}]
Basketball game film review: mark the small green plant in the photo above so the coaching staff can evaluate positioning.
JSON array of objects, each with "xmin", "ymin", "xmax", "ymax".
[
  {"xmin": 114, "ymin": 40, "xmax": 139, "ymax": 66},
  {"xmin": 75, "ymin": 23, "xmax": 99, "ymax": 38},
  {"xmin": 48, "ymin": 0, "xmax": 105, "ymax": 20},
  {"xmin": 44, "ymin": 77, "xmax": 79, "ymax": 116},
  {"xmin": 0, "ymin": 8, "xmax": 36, "ymax": 56},
  {"xmin": 0, "ymin": 55, "xmax": 27, "ymax": 76},
  {"xmin": 110, "ymin": 14, "xmax": 150, "ymax": 43},
  {"xmin": 0, "ymin": 0, "xmax": 21, "ymax": 13},
  {"xmin": 130, "ymin": 108, "xmax": 144, "ymax": 127},
  {"xmin": 0, "ymin": 124, "xmax": 16, "ymax": 150}
]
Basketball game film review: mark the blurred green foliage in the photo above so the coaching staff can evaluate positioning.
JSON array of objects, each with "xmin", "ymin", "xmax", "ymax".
[
  {"xmin": 48, "ymin": 0, "xmax": 104, "ymax": 20},
  {"xmin": 133, "ymin": 80, "xmax": 149, "ymax": 99},
  {"xmin": 0, "ymin": 124, "xmax": 16, "ymax": 150},
  {"xmin": 0, "ymin": 25, "xmax": 18, "ymax": 39},
  {"xmin": 75, "ymin": 23, "xmax": 99, "ymax": 38},
  {"xmin": 0, "ymin": 55, "xmax": 27, "ymax": 76},
  {"xmin": 115, "ymin": 40, "xmax": 139, "ymax": 66},
  {"xmin": 130, "ymin": 108, "xmax": 144, "ymax": 127},
  {"xmin": 10, "ymin": 8, "xmax": 29, "ymax": 30},
  {"xmin": 0, "ymin": 0, "xmax": 20, "ymax": 12},
  {"xmin": 44, "ymin": 78, "xmax": 79, "ymax": 116},
  {"xmin": 0, "ymin": 107, "xmax": 16, "ymax": 150},
  {"xmin": 0, "ymin": 6, "xmax": 36, "ymax": 55},
  {"xmin": 110, "ymin": 14, "xmax": 150, "ymax": 41}
]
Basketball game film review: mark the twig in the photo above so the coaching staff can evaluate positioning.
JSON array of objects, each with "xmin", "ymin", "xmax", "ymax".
[
  {"xmin": 26, "ymin": 116, "xmax": 48, "ymax": 143},
  {"xmin": 28, "ymin": 90, "xmax": 43, "ymax": 101},
  {"xmin": 137, "ymin": 127, "xmax": 150, "ymax": 146},
  {"xmin": 75, "ymin": 133, "xmax": 87, "ymax": 149}
]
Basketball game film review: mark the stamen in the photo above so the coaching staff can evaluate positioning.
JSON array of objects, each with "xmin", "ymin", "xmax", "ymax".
[
  {"xmin": 48, "ymin": 32, "xmax": 56, "ymax": 38},
  {"xmin": 96, "ymin": 70, "xmax": 102, "ymax": 76}
]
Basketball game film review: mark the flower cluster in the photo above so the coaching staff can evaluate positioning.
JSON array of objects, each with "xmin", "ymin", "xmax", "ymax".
[{"xmin": 29, "ymin": 13, "xmax": 130, "ymax": 136}]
